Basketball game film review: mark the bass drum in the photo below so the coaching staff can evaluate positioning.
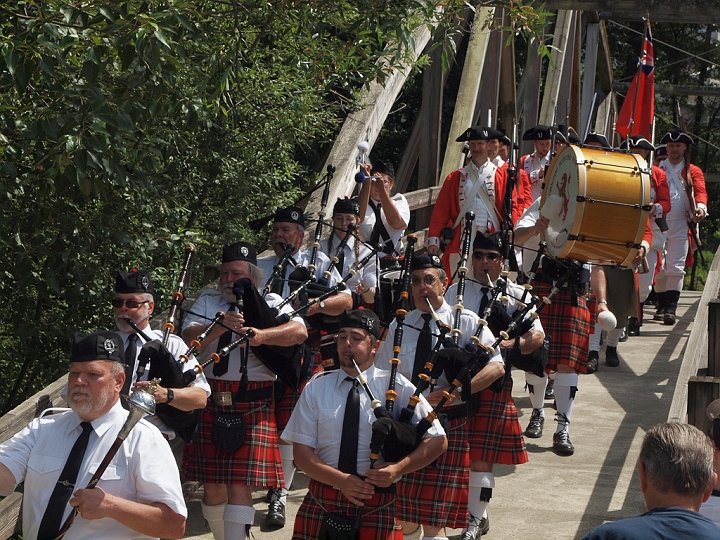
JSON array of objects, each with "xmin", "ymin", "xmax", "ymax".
[
  {"xmin": 540, "ymin": 145, "xmax": 651, "ymax": 267},
  {"xmin": 377, "ymin": 268, "xmax": 415, "ymax": 326}
]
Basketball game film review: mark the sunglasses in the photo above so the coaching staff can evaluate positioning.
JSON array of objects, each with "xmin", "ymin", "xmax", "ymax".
[
  {"xmin": 112, "ymin": 298, "xmax": 150, "ymax": 309},
  {"xmin": 411, "ymin": 275, "xmax": 439, "ymax": 286},
  {"xmin": 472, "ymin": 252, "xmax": 501, "ymax": 261}
]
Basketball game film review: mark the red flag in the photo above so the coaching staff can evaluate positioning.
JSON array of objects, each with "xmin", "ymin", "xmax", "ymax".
[{"xmin": 617, "ymin": 20, "xmax": 654, "ymax": 139}]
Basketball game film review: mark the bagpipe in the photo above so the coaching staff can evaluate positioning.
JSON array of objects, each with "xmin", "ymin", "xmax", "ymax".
[
  {"xmin": 187, "ymin": 277, "xmax": 310, "ymax": 392},
  {"xmin": 123, "ymin": 318, "xmax": 200, "ymax": 444}
]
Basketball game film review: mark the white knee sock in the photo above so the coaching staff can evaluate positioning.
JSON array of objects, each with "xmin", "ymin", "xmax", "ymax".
[
  {"xmin": 525, "ymin": 373, "xmax": 547, "ymax": 412},
  {"xmin": 589, "ymin": 323, "xmax": 602, "ymax": 351},
  {"xmin": 202, "ymin": 501, "xmax": 226, "ymax": 540},
  {"xmin": 224, "ymin": 504, "xmax": 254, "ymax": 540},
  {"xmin": 554, "ymin": 372, "xmax": 578, "ymax": 434},
  {"xmin": 280, "ymin": 443, "xmax": 295, "ymax": 501},
  {"xmin": 606, "ymin": 328, "xmax": 623, "ymax": 348},
  {"xmin": 468, "ymin": 471, "xmax": 494, "ymax": 533}
]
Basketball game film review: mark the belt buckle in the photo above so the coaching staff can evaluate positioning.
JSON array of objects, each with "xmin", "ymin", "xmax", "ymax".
[{"xmin": 213, "ymin": 392, "xmax": 233, "ymax": 406}]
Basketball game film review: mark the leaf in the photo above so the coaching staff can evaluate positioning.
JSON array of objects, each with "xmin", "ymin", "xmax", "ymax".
[{"xmin": 98, "ymin": 6, "xmax": 116, "ymax": 23}]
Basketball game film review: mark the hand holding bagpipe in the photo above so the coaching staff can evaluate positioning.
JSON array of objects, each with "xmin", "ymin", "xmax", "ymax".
[{"xmin": 262, "ymin": 243, "xmax": 296, "ymax": 297}]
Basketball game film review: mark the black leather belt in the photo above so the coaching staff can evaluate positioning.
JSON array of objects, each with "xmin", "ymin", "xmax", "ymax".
[{"xmin": 211, "ymin": 385, "xmax": 274, "ymax": 406}]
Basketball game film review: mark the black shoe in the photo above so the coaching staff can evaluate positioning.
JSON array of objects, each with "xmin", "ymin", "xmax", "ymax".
[
  {"xmin": 627, "ymin": 317, "xmax": 640, "ymax": 336},
  {"xmin": 544, "ymin": 378, "xmax": 555, "ymax": 399},
  {"xmin": 553, "ymin": 430, "xmax": 575, "ymax": 456},
  {"xmin": 605, "ymin": 346, "xmax": 620, "ymax": 367},
  {"xmin": 524, "ymin": 408, "xmax": 544, "ymax": 438},
  {"xmin": 266, "ymin": 499, "xmax": 286, "ymax": 527},
  {"xmin": 264, "ymin": 488, "xmax": 274, "ymax": 503},
  {"xmin": 461, "ymin": 514, "xmax": 490, "ymax": 539},
  {"xmin": 619, "ymin": 327, "xmax": 628, "ymax": 342},
  {"xmin": 586, "ymin": 351, "xmax": 599, "ymax": 374},
  {"xmin": 664, "ymin": 312, "xmax": 676, "ymax": 325}
]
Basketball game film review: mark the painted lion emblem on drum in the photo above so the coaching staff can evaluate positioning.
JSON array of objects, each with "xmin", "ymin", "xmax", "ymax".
[{"xmin": 557, "ymin": 172, "xmax": 570, "ymax": 222}]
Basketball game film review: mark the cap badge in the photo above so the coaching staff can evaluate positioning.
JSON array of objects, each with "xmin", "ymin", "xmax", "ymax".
[
  {"xmin": 141, "ymin": 276, "xmax": 150, "ymax": 290},
  {"xmin": 103, "ymin": 339, "xmax": 116, "ymax": 354},
  {"xmin": 240, "ymin": 246, "xmax": 249, "ymax": 257},
  {"xmin": 291, "ymin": 210, "xmax": 300, "ymax": 221}
]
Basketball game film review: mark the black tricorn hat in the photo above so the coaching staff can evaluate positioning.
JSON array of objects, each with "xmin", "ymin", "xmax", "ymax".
[
  {"xmin": 116, "ymin": 269, "xmax": 154, "ymax": 294},
  {"xmin": 522, "ymin": 125, "xmax": 553, "ymax": 141},
  {"xmin": 222, "ymin": 241, "xmax": 257, "ymax": 265},
  {"xmin": 371, "ymin": 160, "xmax": 395, "ymax": 178},
  {"xmin": 622, "ymin": 135, "xmax": 655, "ymax": 152},
  {"xmin": 333, "ymin": 196, "xmax": 360, "ymax": 216},
  {"xmin": 456, "ymin": 126, "xmax": 502, "ymax": 142},
  {"xmin": 473, "ymin": 231, "xmax": 503, "ymax": 252},
  {"xmin": 338, "ymin": 309, "xmax": 380, "ymax": 339},
  {"xmin": 660, "ymin": 129, "xmax": 693, "ymax": 146},
  {"xmin": 410, "ymin": 253, "xmax": 444, "ymax": 272},
  {"xmin": 655, "ymin": 144, "xmax": 668, "ymax": 158},
  {"xmin": 71, "ymin": 331, "xmax": 124, "ymax": 364},
  {"xmin": 584, "ymin": 132, "xmax": 611, "ymax": 148},
  {"xmin": 273, "ymin": 206, "xmax": 306, "ymax": 228}
]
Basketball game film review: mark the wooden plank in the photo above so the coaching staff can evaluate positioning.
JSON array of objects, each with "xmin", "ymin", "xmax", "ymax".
[
  {"xmin": 0, "ymin": 375, "xmax": 68, "ymax": 445},
  {"xmin": 519, "ymin": 37, "xmax": 542, "ymax": 156},
  {"xmin": 404, "ymin": 186, "xmax": 441, "ymax": 212},
  {"xmin": 0, "ymin": 492, "xmax": 22, "ymax": 539},
  {"xmin": 596, "ymin": 21, "xmax": 614, "ymax": 94},
  {"xmin": 498, "ymin": 1, "xmax": 720, "ymax": 23},
  {"xmin": 474, "ymin": 11, "xmax": 503, "ymax": 126},
  {"xmin": 569, "ymin": 12, "xmax": 582, "ymax": 131},
  {"xmin": 497, "ymin": 8, "xmax": 518, "ymax": 132},
  {"xmin": 438, "ymin": 7, "xmax": 495, "ymax": 186},
  {"xmin": 539, "ymin": 10, "xmax": 575, "ymax": 126},
  {"xmin": 668, "ymin": 243, "xmax": 720, "ymax": 424},
  {"xmin": 305, "ymin": 13, "xmax": 439, "ymax": 221}
]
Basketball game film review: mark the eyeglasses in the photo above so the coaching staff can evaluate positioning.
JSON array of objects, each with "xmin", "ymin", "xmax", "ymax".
[
  {"xmin": 472, "ymin": 252, "xmax": 501, "ymax": 261},
  {"xmin": 112, "ymin": 299, "xmax": 150, "ymax": 309},
  {"xmin": 411, "ymin": 275, "xmax": 439, "ymax": 286}
]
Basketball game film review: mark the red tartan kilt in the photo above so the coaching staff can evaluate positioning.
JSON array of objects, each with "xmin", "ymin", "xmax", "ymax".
[
  {"xmin": 467, "ymin": 377, "xmax": 529, "ymax": 465},
  {"xmin": 587, "ymin": 292, "xmax": 598, "ymax": 333},
  {"xmin": 182, "ymin": 380, "xmax": 283, "ymax": 487},
  {"xmin": 532, "ymin": 282, "xmax": 591, "ymax": 373},
  {"xmin": 397, "ymin": 417, "xmax": 469, "ymax": 528},
  {"xmin": 276, "ymin": 350, "xmax": 325, "ymax": 433},
  {"xmin": 293, "ymin": 479, "xmax": 403, "ymax": 540}
]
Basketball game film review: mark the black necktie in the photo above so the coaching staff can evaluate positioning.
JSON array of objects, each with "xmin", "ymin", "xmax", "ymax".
[
  {"xmin": 213, "ymin": 303, "xmax": 237, "ymax": 377},
  {"xmin": 337, "ymin": 377, "xmax": 360, "ymax": 475},
  {"xmin": 478, "ymin": 287, "xmax": 490, "ymax": 317},
  {"xmin": 37, "ymin": 422, "xmax": 93, "ymax": 540},
  {"xmin": 336, "ymin": 248, "xmax": 345, "ymax": 277},
  {"xmin": 121, "ymin": 334, "xmax": 137, "ymax": 397},
  {"xmin": 412, "ymin": 314, "xmax": 433, "ymax": 386},
  {"xmin": 369, "ymin": 202, "xmax": 383, "ymax": 247},
  {"xmin": 271, "ymin": 259, "xmax": 289, "ymax": 296}
]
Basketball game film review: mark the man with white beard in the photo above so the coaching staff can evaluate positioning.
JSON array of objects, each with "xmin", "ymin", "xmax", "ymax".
[
  {"xmin": 113, "ymin": 269, "xmax": 209, "ymax": 439},
  {"xmin": 0, "ymin": 331, "xmax": 187, "ymax": 539}
]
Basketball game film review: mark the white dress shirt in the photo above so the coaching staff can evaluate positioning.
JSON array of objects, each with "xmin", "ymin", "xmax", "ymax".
[
  {"xmin": 183, "ymin": 290, "xmax": 302, "ymax": 382},
  {"xmin": 374, "ymin": 300, "xmax": 502, "ymax": 391},
  {"xmin": 0, "ymin": 400, "xmax": 186, "ymax": 540},
  {"xmin": 446, "ymin": 279, "xmax": 545, "ymax": 337},
  {"xmin": 359, "ymin": 193, "xmax": 410, "ymax": 255},
  {"xmin": 257, "ymin": 248, "xmax": 350, "ymax": 299},
  {"xmin": 281, "ymin": 364, "xmax": 444, "ymax": 476}
]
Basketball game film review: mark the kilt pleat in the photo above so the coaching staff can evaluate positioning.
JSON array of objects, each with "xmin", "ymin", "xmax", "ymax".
[
  {"xmin": 293, "ymin": 479, "xmax": 403, "ymax": 540},
  {"xmin": 182, "ymin": 380, "xmax": 283, "ymax": 487},
  {"xmin": 467, "ymin": 377, "xmax": 528, "ymax": 465},
  {"xmin": 396, "ymin": 417, "xmax": 469, "ymax": 528},
  {"xmin": 531, "ymin": 282, "xmax": 591, "ymax": 373}
]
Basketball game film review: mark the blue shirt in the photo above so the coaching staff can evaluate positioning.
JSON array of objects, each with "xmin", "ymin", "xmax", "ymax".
[{"xmin": 582, "ymin": 507, "xmax": 720, "ymax": 540}]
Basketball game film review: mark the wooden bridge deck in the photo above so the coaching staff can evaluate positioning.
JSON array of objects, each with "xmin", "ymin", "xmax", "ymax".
[{"xmin": 182, "ymin": 291, "xmax": 702, "ymax": 540}]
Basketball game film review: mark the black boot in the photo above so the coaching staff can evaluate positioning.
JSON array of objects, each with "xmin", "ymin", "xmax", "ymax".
[
  {"xmin": 627, "ymin": 317, "xmax": 640, "ymax": 336},
  {"xmin": 664, "ymin": 290, "xmax": 681, "ymax": 325},
  {"xmin": 654, "ymin": 291, "xmax": 667, "ymax": 321}
]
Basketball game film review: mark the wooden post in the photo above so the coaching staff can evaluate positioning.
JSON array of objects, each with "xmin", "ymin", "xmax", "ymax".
[
  {"xmin": 581, "ymin": 20, "xmax": 600, "ymax": 136},
  {"xmin": 555, "ymin": 10, "xmax": 577, "ymax": 129},
  {"xmin": 708, "ymin": 300, "xmax": 720, "ymax": 376},
  {"xmin": 438, "ymin": 7, "xmax": 495, "ymax": 186},
  {"xmin": 497, "ymin": 9, "xmax": 518, "ymax": 131},
  {"xmin": 688, "ymin": 376, "xmax": 720, "ymax": 435},
  {"xmin": 519, "ymin": 38, "xmax": 542, "ymax": 156},
  {"xmin": 539, "ymin": 10, "xmax": 575, "ymax": 126},
  {"xmin": 475, "ymin": 10, "xmax": 503, "ymax": 125}
]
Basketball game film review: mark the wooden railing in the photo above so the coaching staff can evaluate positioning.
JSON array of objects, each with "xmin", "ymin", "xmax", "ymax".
[{"xmin": 668, "ymin": 244, "xmax": 720, "ymax": 434}]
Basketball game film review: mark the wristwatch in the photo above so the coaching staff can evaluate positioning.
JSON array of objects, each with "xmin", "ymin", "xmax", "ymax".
[
  {"xmin": 598, "ymin": 299, "xmax": 608, "ymax": 305},
  {"xmin": 319, "ymin": 300, "xmax": 326, "ymax": 310},
  {"xmin": 166, "ymin": 388, "xmax": 175, "ymax": 404}
]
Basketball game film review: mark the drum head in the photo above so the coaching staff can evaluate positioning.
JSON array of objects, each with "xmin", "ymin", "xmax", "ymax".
[{"xmin": 540, "ymin": 146, "xmax": 581, "ymax": 258}]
